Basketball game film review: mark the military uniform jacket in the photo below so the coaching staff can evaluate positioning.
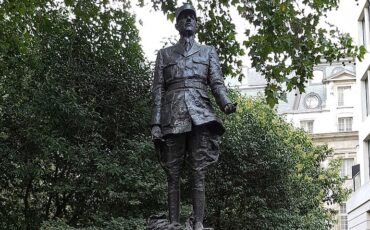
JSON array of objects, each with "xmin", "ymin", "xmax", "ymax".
[{"xmin": 151, "ymin": 41, "xmax": 232, "ymax": 136}]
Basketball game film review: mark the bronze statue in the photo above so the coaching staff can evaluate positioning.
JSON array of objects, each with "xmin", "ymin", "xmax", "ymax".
[{"xmin": 150, "ymin": 4, "xmax": 236, "ymax": 230}]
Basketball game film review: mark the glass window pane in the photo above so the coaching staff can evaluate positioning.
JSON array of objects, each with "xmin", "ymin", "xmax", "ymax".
[
  {"xmin": 341, "ymin": 159, "xmax": 354, "ymax": 178},
  {"xmin": 338, "ymin": 117, "xmax": 352, "ymax": 132},
  {"xmin": 300, "ymin": 120, "xmax": 314, "ymax": 133},
  {"xmin": 340, "ymin": 204, "xmax": 346, "ymax": 214},
  {"xmin": 340, "ymin": 215, "xmax": 348, "ymax": 230},
  {"xmin": 365, "ymin": 77, "xmax": 369, "ymax": 116},
  {"xmin": 361, "ymin": 18, "xmax": 366, "ymax": 46},
  {"xmin": 340, "ymin": 203, "xmax": 348, "ymax": 230},
  {"xmin": 338, "ymin": 86, "xmax": 351, "ymax": 106}
]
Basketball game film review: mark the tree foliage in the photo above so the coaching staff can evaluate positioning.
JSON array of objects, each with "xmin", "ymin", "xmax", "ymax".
[
  {"xmin": 143, "ymin": 0, "xmax": 365, "ymax": 106},
  {"xmin": 0, "ymin": 0, "xmax": 165, "ymax": 229}
]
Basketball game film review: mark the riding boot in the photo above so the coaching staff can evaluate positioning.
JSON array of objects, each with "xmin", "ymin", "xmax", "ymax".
[
  {"xmin": 168, "ymin": 173, "xmax": 180, "ymax": 223},
  {"xmin": 192, "ymin": 172, "xmax": 205, "ymax": 229}
]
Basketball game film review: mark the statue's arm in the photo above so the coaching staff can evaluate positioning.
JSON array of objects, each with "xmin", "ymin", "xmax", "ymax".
[
  {"xmin": 151, "ymin": 50, "xmax": 164, "ymax": 139},
  {"xmin": 208, "ymin": 46, "xmax": 236, "ymax": 114}
]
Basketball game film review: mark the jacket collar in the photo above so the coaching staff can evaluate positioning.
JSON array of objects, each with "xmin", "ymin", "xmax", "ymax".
[{"xmin": 173, "ymin": 39, "xmax": 200, "ymax": 57}]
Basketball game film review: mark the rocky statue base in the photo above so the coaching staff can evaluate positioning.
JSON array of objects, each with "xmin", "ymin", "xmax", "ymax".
[{"xmin": 146, "ymin": 214, "xmax": 213, "ymax": 230}]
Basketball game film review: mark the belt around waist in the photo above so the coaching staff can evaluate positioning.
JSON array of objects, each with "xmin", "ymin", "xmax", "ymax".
[{"xmin": 166, "ymin": 80, "xmax": 207, "ymax": 91}]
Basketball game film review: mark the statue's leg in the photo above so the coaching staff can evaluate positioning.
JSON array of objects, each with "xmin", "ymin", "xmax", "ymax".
[
  {"xmin": 187, "ymin": 126, "xmax": 212, "ymax": 228},
  {"xmin": 163, "ymin": 134, "xmax": 186, "ymax": 224}
]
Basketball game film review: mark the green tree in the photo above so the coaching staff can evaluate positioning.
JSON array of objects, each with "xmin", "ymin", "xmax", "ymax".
[
  {"xmin": 0, "ymin": 0, "xmax": 165, "ymax": 229},
  {"xmin": 142, "ymin": 0, "xmax": 365, "ymax": 106},
  {"xmin": 206, "ymin": 95, "xmax": 347, "ymax": 229}
]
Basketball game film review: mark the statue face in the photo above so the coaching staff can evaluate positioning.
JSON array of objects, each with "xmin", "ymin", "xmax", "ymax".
[{"xmin": 175, "ymin": 11, "xmax": 197, "ymax": 36}]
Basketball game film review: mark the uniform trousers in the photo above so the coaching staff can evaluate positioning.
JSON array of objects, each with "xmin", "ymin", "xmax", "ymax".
[{"xmin": 160, "ymin": 124, "xmax": 220, "ymax": 224}]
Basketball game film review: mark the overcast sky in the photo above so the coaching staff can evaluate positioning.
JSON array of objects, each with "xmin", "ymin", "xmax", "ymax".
[{"xmin": 130, "ymin": 1, "xmax": 360, "ymax": 63}]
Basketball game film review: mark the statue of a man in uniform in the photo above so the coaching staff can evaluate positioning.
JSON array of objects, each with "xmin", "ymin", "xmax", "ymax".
[{"xmin": 151, "ymin": 3, "xmax": 236, "ymax": 230}]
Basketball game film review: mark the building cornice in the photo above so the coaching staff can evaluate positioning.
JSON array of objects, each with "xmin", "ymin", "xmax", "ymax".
[{"xmin": 311, "ymin": 131, "xmax": 359, "ymax": 142}]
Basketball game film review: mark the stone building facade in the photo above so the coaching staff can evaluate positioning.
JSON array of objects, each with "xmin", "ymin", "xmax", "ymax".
[
  {"xmin": 230, "ymin": 60, "xmax": 358, "ymax": 230},
  {"xmin": 346, "ymin": 0, "xmax": 370, "ymax": 229}
]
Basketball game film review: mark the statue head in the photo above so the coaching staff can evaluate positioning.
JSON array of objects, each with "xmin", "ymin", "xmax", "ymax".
[{"xmin": 175, "ymin": 3, "xmax": 197, "ymax": 36}]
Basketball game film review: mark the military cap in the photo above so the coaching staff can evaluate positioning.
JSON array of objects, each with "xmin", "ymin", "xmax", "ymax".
[{"xmin": 175, "ymin": 3, "xmax": 196, "ymax": 21}]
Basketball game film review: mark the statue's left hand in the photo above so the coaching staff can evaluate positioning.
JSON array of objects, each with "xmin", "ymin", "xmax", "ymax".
[
  {"xmin": 224, "ymin": 103, "xmax": 237, "ymax": 114},
  {"xmin": 151, "ymin": 125, "xmax": 163, "ymax": 141}
]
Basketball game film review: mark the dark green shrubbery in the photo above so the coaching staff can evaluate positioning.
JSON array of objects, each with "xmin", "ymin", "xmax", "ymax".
[{"xmin": 0, "ymin": 1, "xmax": 165, "ymax": 229}]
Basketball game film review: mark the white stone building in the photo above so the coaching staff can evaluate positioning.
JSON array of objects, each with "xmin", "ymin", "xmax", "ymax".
[
  {"xmin": 230, "ymin": 60, "xmax": 359, "ymax": 229},
  {"xmin": 346, "ymin": 0, "xmax": 370, "ymax": 229}
]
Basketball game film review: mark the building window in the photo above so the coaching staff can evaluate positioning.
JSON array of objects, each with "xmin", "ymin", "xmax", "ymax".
[
  {"xmin": 340, "ymin": 203, "xmax": 348, "ymax": 230},
  {"xmin": 338, "ymin": 86, "xmax": 351, "ymax": 107},
  {"xmin": 300, "ymin": 120, "xmax": 314, "ymax": 133},
  {"xmin": 341, "ymin": 158, "xmax": 354, "ymax": 178},
  {"xmin": 338, "ymin": 117, "xmax": 352, "ymax": 132},
  {"xmin": 368, "ymin": 141, "xmax": 370, "ymax": 178},
  {"xmin": 365, "ymin": 75, "xmax": 369, "ymax": 116},
  {"xmin": 352, "ymin": 164, "xmax": 361, "ymax": 191},
  {"xmin": 360, "ymin": 17, "xmax": 366, "ymax": 46}
]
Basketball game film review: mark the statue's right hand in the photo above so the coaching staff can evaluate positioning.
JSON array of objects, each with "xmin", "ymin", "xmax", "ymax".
[{"xmin": 151, "ymin": 125, "xmax": 163, "ymax": 141}]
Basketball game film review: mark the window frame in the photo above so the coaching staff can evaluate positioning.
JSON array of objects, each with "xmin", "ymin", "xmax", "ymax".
[
  {"xmin": 337, "ymin": 86, "xmax": 352, "ymax": 107},
  {"xmin": 300, "ymin": 120, "xmax": 314, "ymax": 133},
  {"xmin": 363, "ymin": 71, "xmax": 370, "ymax": 117},
  {"xmin": 338, "ymin": 117, "xmax": 353, "ymax": 132},
  {"xmin": 340, "ymin": 158, "xmax": 355, "ymax": 178},
  {"xmin": 339, "ymin": 203, "xmax": 348, "ymax": 230}
]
